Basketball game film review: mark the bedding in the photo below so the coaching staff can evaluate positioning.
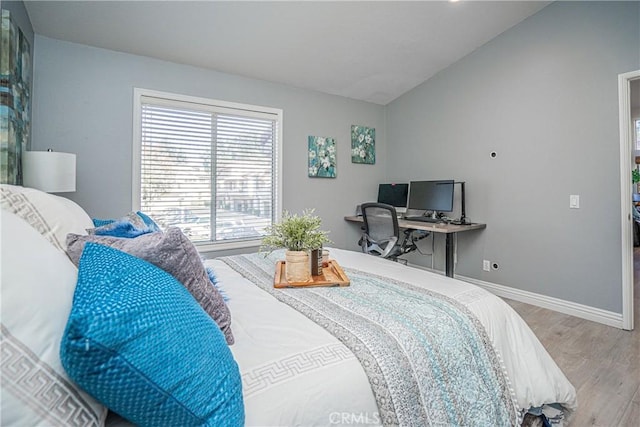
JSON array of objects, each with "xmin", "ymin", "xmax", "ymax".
[
  {"xmin": 1, "ymin": 211, "xmax": 108, "ymax": 426},
  {"xmin": 88, "ymin": 211, "xmax": 161, "ymax": 237},
  {"xmin": 0, "ymin": 184, "xmax": 94, "ymax": 252},
  {"xmin": 1, "ymin": 184, "xmax": 577, "ymax": 426},
  {"xmin": 66, "ymin": 228, "xmax": 234, "ymax": 344},
  {"xmin": 61, "ymin": 243, "xmax": 243, "ymax": 426},
  {"xmin": 207, "ymin": 249, "xmax": 577, "ymax": 426}
]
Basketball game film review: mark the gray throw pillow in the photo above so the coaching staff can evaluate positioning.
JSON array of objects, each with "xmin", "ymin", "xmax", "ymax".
[{"xmin": 66, "ymin": 227, "xmax": 234, "ymax": 345}]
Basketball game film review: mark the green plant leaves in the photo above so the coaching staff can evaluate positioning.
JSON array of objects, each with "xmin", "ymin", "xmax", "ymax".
[{"xmin": 261, "ymin": 209, "xmax": 331, "ymax": 252}]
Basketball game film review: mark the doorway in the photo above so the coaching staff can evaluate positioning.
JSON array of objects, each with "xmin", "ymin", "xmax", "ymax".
[{"xmin": 619, "ymin": 70, "xmax": 640, "ymax": 330}]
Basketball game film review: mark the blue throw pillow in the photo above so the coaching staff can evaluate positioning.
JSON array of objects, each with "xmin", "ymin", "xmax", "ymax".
[
  {"xmin": 91, "ymin": 217, "xmax": 114, "ymax": 227},
  {"xmin": 206, "ymin": 265, "xmax": 229, "ymax": 302},
  {"xmin": 91, "ymin": 211, "xmax": 161, "ymax": 238},
  {"xmin": 60, "ymin": 243, "xmax": 244, "ymax": 427}
]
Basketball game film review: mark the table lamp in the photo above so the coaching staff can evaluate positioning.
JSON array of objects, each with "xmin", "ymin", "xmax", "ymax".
[{"xmin": 22, "ymin": 149, "xmax": 76, "ymax": 193}]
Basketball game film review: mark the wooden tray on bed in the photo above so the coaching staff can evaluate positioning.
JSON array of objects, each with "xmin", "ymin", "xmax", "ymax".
[{"xmin": 274, "ymin": 260, "xmax": 350, "ymax": 288}]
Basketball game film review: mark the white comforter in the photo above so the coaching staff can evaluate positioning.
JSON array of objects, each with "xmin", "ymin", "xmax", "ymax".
[{"xmin": 206, "ymin": 248, "xmax": 577, "ymax": 427}]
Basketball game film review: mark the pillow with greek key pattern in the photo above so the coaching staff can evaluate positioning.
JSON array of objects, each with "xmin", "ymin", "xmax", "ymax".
[
  {"xmin": 0, "ymin": 211, "xmax": 107, "ymax": 426},
  {"xmin": 0, "ymin": 184, "xmax": 94, "ymax": 253}
]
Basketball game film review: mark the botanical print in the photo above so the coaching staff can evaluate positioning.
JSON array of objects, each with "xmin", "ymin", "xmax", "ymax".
[
  {"xmin": 351, "ymin": 125, "xmax": 375, "ymax": 164},
  {"xmin": 308, "ymin": 136, "xmax": 336, "ymax": 178}
]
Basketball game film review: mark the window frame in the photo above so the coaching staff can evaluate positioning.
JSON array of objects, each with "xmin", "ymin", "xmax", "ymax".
[{"xmin": 132, "ymin": 88, "xmax": 283, "ymax": 252}]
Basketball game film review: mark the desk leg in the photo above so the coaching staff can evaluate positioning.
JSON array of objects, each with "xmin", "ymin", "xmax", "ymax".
[{"xmin": 445, "ymin": 233, "xmax": 455, "ymax": 278}]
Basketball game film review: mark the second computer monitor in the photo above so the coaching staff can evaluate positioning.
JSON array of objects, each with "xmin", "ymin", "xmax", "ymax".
[
  {"xmin": 408, "ymin": 180, "xmax": 455, "ymax": 212},
  {"xmin": 377, "ymin": 183, "xmax": 409, "ymax": 210}
]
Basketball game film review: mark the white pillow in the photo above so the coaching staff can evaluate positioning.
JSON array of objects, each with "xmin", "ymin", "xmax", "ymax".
[
  {"xmin": 0, "ymin": 184, "xmax": 93, "ymax": 252},
  {"xmin": 0, "ymin": 211, "xmax": 108, "ymax": 426}
]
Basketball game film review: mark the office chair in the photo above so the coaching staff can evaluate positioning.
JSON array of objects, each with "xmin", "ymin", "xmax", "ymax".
[{"xmin": 359, "ymin": 203, "xmax": 418, "ymax": 263}]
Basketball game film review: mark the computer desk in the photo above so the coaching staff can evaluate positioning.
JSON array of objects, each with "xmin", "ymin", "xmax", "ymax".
[{"xmin": 344, "ymin": 215, "xmax": 486, "ymax": 278}]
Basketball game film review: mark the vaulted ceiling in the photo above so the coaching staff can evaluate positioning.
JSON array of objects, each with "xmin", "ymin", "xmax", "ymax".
[{"xmin": 25, "ymin": 1, "xmax": 551, "ymax": 105}]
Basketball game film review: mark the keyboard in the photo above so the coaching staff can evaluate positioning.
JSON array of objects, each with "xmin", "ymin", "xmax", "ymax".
[{"xmin": 404, "ymin": 216, "xmax": 442, "ymax": 223}]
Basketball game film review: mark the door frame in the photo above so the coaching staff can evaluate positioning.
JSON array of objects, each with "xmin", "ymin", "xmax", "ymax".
[{"xmin": 619, "ymin": 69, "xmax": 640, "ymax": 330}]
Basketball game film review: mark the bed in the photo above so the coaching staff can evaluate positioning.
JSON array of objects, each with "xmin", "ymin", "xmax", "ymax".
[
  {"xmin": 209, "ymin": 248, "xmax": 577, "ymax": 426},
  {"xmin": 1, "ymin": 184, "xmax": 577, "ymax": 426}
]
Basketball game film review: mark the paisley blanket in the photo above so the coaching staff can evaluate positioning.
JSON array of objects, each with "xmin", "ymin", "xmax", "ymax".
[{"xmin": 222, "ymin": 251, "xmax": 520, "ymax": 427}]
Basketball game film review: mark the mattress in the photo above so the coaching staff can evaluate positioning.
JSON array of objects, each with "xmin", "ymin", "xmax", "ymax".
[{"xmin": 206, "ymin": 247, "xmax": 577, "ymax": 426}]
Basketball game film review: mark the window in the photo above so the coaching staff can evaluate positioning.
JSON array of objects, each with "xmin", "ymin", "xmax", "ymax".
[
  {"xmin": 636, "ymin": 118, "xmax": 640, "ymax": 150},
  {"xmin": 133, "ymin": 89, "xmax": 282, "ymax": 249}
]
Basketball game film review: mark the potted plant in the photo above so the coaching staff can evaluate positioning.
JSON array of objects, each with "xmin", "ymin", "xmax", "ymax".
[{"xmin": 261, "ymin": 209, "xmax": 331, "ymax": 282}]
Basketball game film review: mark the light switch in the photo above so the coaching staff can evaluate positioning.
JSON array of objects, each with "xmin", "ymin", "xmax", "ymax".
[{"xmin": 570, "ymin": 195, "xmax": 580, "ymax": 209}]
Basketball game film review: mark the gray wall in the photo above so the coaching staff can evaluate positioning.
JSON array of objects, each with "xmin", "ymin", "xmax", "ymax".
[
  {"xmin": 28, "ymin": 1, "xmax": 640, "ymax": 314},
  {"xmin": 31, "ymin": 36, "xmax": 385, "ymax": 251},
  {"xmin": 386, "ymin": 1, "xmax": 640, "ymax": 313}
]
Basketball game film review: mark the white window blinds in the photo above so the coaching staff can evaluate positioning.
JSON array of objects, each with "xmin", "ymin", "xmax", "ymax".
[{"xmin": 135, "ymin": 90, "xmax": 281, "ymax": 247}]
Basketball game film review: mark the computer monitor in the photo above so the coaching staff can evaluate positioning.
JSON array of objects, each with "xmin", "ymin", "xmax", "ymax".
[
  {"xmin": 408, "ymin": 180, "xmax": 455, "ymax": 212},
  {"xmin": 377, "ymin": 183, "xmax": 409, "ymax": 212}
]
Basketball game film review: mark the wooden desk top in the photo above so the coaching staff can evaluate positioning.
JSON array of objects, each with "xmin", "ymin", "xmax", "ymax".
[{"xmin": 344, "ymin": 215, "xmax": 486, "ymax": 234}]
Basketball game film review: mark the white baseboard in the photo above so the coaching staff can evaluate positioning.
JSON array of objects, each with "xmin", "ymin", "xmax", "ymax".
[{"xmin": 455, "ymin": 274, "xmax": 624, "ymax": 329}]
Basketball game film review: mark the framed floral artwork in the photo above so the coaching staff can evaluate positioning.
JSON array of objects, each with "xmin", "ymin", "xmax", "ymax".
[
  {"xmin": 351, "ymin": 125, "xmax": 375, "ymax": 164},
  {"xmin": 308, "ymin": 136, "xmax": 336, "ymax": 178}
]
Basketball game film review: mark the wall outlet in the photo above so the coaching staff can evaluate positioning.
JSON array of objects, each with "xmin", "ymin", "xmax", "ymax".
[
  {"xmin": 483, "ymin": 260, "xmax": 491, "ymax": 272},
  {"xmin": 569, "ymin": 194, "xmax": 580, "ymax": 209}
]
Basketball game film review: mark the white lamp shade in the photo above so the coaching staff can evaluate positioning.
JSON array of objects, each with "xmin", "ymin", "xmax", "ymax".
[{"xmin": 23, "ymin": 151, "xmax": 76, "ymax": 193}]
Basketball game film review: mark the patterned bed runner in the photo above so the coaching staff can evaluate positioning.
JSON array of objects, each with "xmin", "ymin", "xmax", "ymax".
[{"xmin": 222, "ymin": 252, "xmax": 520, "ymax": 427}]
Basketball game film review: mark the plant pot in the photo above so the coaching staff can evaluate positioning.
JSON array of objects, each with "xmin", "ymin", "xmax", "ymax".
[{"xmin": 285, "ymin": 250, "xmax": 311, "ymax": 283}]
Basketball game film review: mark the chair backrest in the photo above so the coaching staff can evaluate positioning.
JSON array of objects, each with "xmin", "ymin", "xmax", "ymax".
[{"xmin": 361, "ymin": 202, "xmax": 400, "ymax": 242}]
